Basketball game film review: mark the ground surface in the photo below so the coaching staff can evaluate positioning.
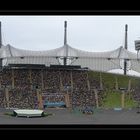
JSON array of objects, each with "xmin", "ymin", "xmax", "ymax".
[{"xmin": 0, "ymin": 108, "xmax": 140, "ymax": 124}]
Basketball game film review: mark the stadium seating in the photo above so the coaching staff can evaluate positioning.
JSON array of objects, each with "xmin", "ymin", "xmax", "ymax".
[{"xmin": 0, "ymin": 67, "xmax": 139, "ymax": 110}]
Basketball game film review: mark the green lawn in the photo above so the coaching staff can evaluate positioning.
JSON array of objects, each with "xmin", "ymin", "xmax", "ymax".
[
  {"xmin": 124, "ymin": 93, "xmax": 138, "ymax": 108},
  {"xmin": 102, "ymin": 91, "xmax": 122, "ymax": 108},
  {"xmin": 101, "ymin": 90, "xmax": 138, "ymax": 109}
]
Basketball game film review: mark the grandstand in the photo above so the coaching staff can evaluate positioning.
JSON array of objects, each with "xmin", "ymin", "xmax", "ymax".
[{"xmin": 0, "ymin": 21, "xmax": 140, "ymax": 112}]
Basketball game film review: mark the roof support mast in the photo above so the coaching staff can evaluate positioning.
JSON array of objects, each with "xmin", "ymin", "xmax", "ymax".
[
  {"xmin": 0, "ymin": 22, "xmax": 2, "ymax": 69},
  {"xmin": 124, "ymin": 24, "xmax": 128, "ymax": 75},
  {"xmin": 64, "ymin": 21, "xmax": 68, "ymax": 66}
]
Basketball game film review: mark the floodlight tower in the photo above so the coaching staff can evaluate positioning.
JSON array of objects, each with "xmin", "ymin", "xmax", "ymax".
[
  {"xmin": 124, "ymin": 24, "xmax": 128, "ymax": 75},
  {"xmin": 135, "ymin": 39, "xmax": 140, "ymax": 60}
]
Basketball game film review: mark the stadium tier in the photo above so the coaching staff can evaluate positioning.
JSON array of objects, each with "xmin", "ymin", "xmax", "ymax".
[
  {"xmin": 0, "ymin": 67, "xmax": 99, "ymax": 109},
  {"xmin": 0, "ymin": 67, "xmax": 139, "ymax": 110}
]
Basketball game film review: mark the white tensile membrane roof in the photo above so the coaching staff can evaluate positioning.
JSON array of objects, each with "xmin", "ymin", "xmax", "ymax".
[{"xmin": 0, "ymin": 44, "xmax": 140, "ymax": 73}]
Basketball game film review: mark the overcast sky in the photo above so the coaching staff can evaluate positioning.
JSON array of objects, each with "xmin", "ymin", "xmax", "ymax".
[{"xmin": 0, "ymin": 16, "xmax": 140, "ymax": 53}]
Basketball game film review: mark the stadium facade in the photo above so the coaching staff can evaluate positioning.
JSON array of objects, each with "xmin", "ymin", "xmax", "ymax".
[{"xmin": 0, "ymin": 21, "xmax": 140, "ymax": 111}]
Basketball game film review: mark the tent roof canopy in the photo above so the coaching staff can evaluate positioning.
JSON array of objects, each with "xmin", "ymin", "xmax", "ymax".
[
  {"xmin": 1, "ymin": 44, "xmax": 140, "ymax": 73},
  {"xmin": 0, "ymin": 44, "xmax": 138, "ymax": 60}
]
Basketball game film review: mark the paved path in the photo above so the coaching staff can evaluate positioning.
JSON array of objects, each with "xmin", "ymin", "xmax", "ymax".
[{"xmin": 0, "ymin": 108, "xmax": 140, "ymax": 124}]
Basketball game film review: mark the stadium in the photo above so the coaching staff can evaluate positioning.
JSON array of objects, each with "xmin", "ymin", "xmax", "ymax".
[{"xmin": 1, "ymin": 20, "xmax": 140, "ymax": 124}]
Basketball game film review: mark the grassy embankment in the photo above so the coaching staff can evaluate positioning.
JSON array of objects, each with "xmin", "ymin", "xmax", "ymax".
[{"xmin": 88, "ymin": 71, "xmax": 140, "ymax": 108}]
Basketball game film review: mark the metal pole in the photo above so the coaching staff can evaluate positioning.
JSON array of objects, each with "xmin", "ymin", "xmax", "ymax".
[
  {"xmin": 64, "ymin": 21, "xmax": 67, "ymax": 45},
  {"xmin": 137, "ymin": 50, "xmax": 139, "ymax": 60},
  {"xmin": 64, "ymin": 21, "xmax": 68, "ymax": 66},
  {"xmin": 0, "ymin": 22, "xmax": 2, "ymax": 69},
  {"xmin": 124, "ymin": 24, "xmax": 128, "ymax": 75},
  {"xmin": 124, "ymin": 60, "xmax": 127, "ymax": 75},
  {"xmin": 124, "ymin": 24, "xmax": 128, "ymax": 50}
]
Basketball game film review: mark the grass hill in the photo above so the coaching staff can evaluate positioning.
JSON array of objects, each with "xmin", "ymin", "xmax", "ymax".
[{"xmin": 88, "ymin": 71, "xmax": 140, "ymax": 109}]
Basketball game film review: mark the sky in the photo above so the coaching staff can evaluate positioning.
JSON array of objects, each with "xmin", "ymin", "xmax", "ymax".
[
  {"xmin": 0, "ymin": 16, "xmax": 140, "ymax": 52},
  {"xmin": 1, "ymin": 16, "xmax": 140, "ymax": 76}
]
